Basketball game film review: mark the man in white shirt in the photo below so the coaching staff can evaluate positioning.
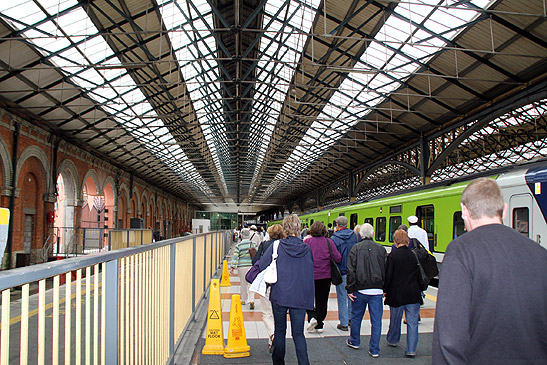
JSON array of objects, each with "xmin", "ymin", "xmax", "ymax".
[{"xmin": 407, "ymin": 215, "xmax": 429, "ymax": 251}]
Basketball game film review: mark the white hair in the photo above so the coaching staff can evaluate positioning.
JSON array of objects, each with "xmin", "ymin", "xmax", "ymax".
[
  {"xmin": 360, "ymin": 223, "xmax": 374, "ymax": 239},
  {"xmin": 240, "ymin": 228, "xmax": 251, "ymax": 239}
]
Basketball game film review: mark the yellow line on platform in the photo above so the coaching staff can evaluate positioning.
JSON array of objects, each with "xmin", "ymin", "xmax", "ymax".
[
  {"xmin": 2, "ymin": 282, "xmax": 99, "ymax": 329},
  {"xmin": 426, "ymin": 293, "xmax": 437, "ymax": 302}
]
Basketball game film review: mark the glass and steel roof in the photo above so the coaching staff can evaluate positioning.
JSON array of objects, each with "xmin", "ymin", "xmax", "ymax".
[{"xmin": 0, "ymin": 0, "xmax": 545, "ymax": 210}]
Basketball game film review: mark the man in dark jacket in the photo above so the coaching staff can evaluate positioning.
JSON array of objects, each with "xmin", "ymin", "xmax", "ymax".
[
  {"xmin": 433, "ymin": 178, "xmax": 547, "ymax": 364},
  {"xmin": 345, "ymin": 223, "xmax": 387, "ymax": 357},
  {"xmin": 330, "ymin": 215, "xmax": 359, "ymax": 330}
]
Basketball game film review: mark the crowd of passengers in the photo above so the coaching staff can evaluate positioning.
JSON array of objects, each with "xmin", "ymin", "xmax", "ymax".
[
  {"xmin": 229, "ymin": 178, "xmax": 547, "ymax": 364},
  {"xmin": 231, "ymin": 213, "xmax": 427, "ymax": 362}
]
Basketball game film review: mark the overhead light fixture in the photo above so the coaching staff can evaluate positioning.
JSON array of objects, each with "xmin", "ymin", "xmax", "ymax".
[{"xmin": 94, "ymin": 63, "xmax": 147, "ymax": 70}]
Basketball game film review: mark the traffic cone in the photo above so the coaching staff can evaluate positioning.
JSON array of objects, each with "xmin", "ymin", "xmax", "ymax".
[
  {"xmin": 223, "ymin": 294, "xmax": 250, "ymax": 358},
  {"xmin": 202, "ymin": 279, "xmax": 224, "ymax": 355},
  {"xmin": 220, "ymin": 260, "xmax": 231, "ymax": 287}
]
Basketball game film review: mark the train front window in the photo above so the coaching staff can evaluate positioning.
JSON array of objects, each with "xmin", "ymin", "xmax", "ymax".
[
  {"xmin": 513, "ymin": 207, "xmax": 529, "ymax": 237},
  {"xmin": 350, "ymin": 213, "xmax": 358, "ymax": 230},
  {"xmin": 376, "ymin": 217, "xmax": 386, "ymax": 242},
  {"xmin": 453, "ymin": 211, "xmax": 465, "ymax": 239},
  {"xmin": 389, "ymin": 216, "xmax": 402, "ymax": 242}
]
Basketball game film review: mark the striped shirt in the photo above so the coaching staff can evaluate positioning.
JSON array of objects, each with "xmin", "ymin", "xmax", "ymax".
[{"xmin": 231, "ymin": 239, "xmax": 256, "ymax": 269}]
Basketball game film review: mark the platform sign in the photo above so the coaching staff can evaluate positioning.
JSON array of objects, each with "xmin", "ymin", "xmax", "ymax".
[{"xmin": 0, "ymin": 208, "xmax": 9, "ymax": 256}]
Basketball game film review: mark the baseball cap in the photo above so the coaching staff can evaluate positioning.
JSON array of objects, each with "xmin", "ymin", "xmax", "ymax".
[
  {"xmin": 407, "ymin": 215, "xmax": 418, "ymax": 224},
  {"xmin": 335, "ymin": 216, "xmax": 348, "ymax": 227}
]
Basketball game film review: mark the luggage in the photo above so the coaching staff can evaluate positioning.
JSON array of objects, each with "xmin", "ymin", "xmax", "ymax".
[{"xmin": 412, "ymin": 241, "xmax": 439, "ymax": 280}]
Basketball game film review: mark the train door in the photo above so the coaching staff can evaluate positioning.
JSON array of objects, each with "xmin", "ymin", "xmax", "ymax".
[
  {"xmin": 509, "ymin": 194, "xmax": 532, "ymax": 239},
  {"xmin": 416, "ymin": 205, "xmax": 435, "ymax": 250}
]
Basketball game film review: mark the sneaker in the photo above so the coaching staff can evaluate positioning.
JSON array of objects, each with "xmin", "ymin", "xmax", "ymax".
[
  {"xmin": 387, "ymin": 342, "xmax": 398, "ymax": 347},
  {"xmin": 405, "ymin": 352, "xmax": 416, "ymax": 358},
  {"xmin": 316, "ymin": 328, "xmax": 324, "ymax": 333},
  {"xmin": 307, "ymin": 318, "xmax": 318, "ymax": 332},
  {"xmin": 337, "ymin": 324, "xmax": 349, "ymax": 331},
  {"xmin": 368, "ymin": 350, "xmax": 379, "ymax": 358},
  {"xmin": 346, "ymin": 339, "xmax": 359, "ymax": 349},
  {"xmin": 249, "ymin": 302, "xmax": 255, "ymax": 310}
]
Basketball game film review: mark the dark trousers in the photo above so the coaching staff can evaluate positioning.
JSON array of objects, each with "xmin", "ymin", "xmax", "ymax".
[
  {"xmin": 306, "ymin": 278, "xmax": 331, "ymax": 329},
  {"xmin": 272, "ymin": 303, "xmax": 309, "ymax": 365}
]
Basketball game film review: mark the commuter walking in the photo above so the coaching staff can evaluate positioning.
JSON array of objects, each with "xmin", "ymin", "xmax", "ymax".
[
  {"xmin": 330, "ymin": 215, "xmax": 359, "ymax": 331},
  {"xmin": 250, "ymin": 225, "xmax": 262, "ymax": 246},
  {"xmin": 230, "ymin": 228, "xmax": 256, "ymax": 309},
  {"xmin": 259, "ymin": 214, "xmax": 314, "ymax": 365},
  {"xmin": 384, "ymin": 229, "xmax": 423, "ymax": 358},
  {"xmin": 304, "ymin": 221, "xmax": 341, "ymax": 333},
  {"xmin": 252, "ymin": 224, "xmax": 284, "ymax": 352},
  {"xmin": 407, "ymin": 215, "xmax": 429, "ymax": 250},
  {"xmin": 432, "ymin": 178, "xmax": 547, "ymax": 364},
  {"xmin": 345, "ymin": 224, "xmax": 386, "ymax": 358}
]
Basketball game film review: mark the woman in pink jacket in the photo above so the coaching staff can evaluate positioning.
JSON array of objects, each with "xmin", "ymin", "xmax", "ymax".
[{"xmin": 305, "ymin": 221, "xmax": 342, "ymax": 333}]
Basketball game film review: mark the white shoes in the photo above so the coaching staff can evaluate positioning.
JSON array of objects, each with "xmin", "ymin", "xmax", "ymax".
[{"xmin": 306, "ymin": 318, "xmax": 318, "ymax": 332}]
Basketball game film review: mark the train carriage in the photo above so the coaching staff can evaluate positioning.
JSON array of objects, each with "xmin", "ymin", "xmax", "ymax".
[{"xmin": 266, "ymin": 160, "xmax": 547, "ymax": 264}]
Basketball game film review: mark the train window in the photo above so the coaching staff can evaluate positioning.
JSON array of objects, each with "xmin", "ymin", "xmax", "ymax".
[
  {"xmin": 390, "ymin": 205, "xmax": 402, "ymax": 214},
  {"xmin": 417, "ymin": 205, "xmax": 435, "ymax": 250},
  {"xmin": 310, "ymin": 219, "xmax": 314, "ymax": 225},
  {"xmin": 388, "ymin": 216, "xmax": 402, "ymax": 242},
  {"xmin": 375, "ymin": 217, "xmax": 386, "ymax": 242},
  {"xmin": 513, "ymin": 207, "xmax": 529, "ymax": 237},
  {"xmin": 350, "ymin": 213, "xmax": 358, "ymax": 230},
  {"xmin": 364, "ymin": 218, "xmax": 373, "ymax": 226},
  {"xmin": 339, "ymin": 213, "xmax": 345, "ymax": 216},
  {"xmin": 453, "ymin": 212, "xmax": 465, "ymax": 239}
]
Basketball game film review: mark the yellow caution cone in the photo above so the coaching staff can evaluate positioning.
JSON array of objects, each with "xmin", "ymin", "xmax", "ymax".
[
  {"xmin": 220, "ymin": 260, "xmax": 231, "ymax": 287},
  {"xmin": 223, "ymin": 294, "xmax": 250, "ymax": 358},
  {"xmin": 202, "ymin": 279, "xmax": 225, "ymax": 355}
]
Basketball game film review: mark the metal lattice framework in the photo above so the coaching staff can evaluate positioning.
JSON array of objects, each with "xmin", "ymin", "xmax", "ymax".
[{"xmin": 0, "ymin": 0, "xmax": 546, "ymax": 213}]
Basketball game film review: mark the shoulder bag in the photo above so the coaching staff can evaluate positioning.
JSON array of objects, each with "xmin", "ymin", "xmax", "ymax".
[
  {"xmin": 412, "ymin": 241, "xmax": 439, "ymax": 280},
  {"xmin": 264, "ymin": 240, "xmax": 280, "ymax": 284},
  {"xmin": 326, "ymin": 237, "xmax": 343, "ymax": 285},
  {"xmin": 411, "ymin": 250, "xmax": 430, "ymax": 291}
]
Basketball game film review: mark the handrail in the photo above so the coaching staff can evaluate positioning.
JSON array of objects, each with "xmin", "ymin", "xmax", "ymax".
[{"xmin": 0, "ymin": 230, "xmax": 231, "ymax": 364}]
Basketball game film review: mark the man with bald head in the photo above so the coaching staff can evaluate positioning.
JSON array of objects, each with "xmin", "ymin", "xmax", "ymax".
[{"xmin": 433, "ymin": 177, "xmax": 547, "ymax": 363}]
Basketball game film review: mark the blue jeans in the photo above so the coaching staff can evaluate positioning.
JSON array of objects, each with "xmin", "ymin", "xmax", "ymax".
[
  {"xmin": 335, "ymin": 275, "xmax": 351, "ymax": 326},
  {"xmin": 272, "ymin": 303, "xmax": 309, "ymax": 365},
  {"xmin": 349, "ymin": 293, "xmax": 383, "ymax": 355},
  {"xmin": 386, "ymin": 303, "xmax": 420, "ymax": 354}
]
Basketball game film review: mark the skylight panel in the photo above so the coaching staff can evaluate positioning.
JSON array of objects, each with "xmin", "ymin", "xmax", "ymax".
[
  {"xmin": 1, "ymin": 0, "xmax": 216, "ymax": 198},
  {"xmin": 0, "ymin": 1, "xmax": 44, "ymax": 26},
  {"xmin": 261, "ymin": 0, "xmax": 491, "ymax": 200}
]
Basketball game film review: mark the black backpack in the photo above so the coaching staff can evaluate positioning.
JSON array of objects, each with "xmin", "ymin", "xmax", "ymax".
[{"xmin": 412, "ymin": 241, "xmax": 439, "ymax": 280}]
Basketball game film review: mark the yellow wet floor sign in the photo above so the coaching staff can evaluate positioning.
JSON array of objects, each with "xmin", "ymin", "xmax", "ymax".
[
  {"xmin": 0, "ymin": 208, "xmax": 9, "ymax": 257},
  {"xmin": 224, "ymin": 294, "xmax": 250, "ymax": 358},
  {"xmin": 220, "ymin": 260, "xmax": 231, "ymax": 287},
  {"xmin": 202, "ymin": 279, "xmax": 224, "ymax": 355}
]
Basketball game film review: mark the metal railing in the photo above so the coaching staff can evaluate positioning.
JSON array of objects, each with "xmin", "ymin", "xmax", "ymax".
[{"xmin": 0, "ymin": 231, "xmax": 230, "ymax": 364}]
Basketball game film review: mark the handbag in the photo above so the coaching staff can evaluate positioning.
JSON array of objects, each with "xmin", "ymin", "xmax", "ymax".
[
  {"xmin": 412, "ymin": 250, "xmax": 430, "ymax": 291},
  {"xmin": 326, "ymin": 237, "xmax": 343, "ymax": 285},
  {"xmin": 245, "ymin": 257, "xmax": 261, "ymax": 284},
  {"xmin": 264, "ymin": 240, "xmax": 280, "ymax": 284},
  {"xmin": 412, "ymin": 241, "xmax": 439, "ymax": 280}
]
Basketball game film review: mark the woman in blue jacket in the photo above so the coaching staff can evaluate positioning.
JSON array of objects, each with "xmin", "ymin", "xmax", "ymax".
[{"xmin": 259, "ymin": 214, "xmax": 314, "ymax": 365}]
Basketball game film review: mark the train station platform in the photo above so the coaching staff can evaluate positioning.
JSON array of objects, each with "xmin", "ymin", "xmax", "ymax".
[{"xmin": 175, "ymin": 248, "xmax": 438, "ymax": 365}]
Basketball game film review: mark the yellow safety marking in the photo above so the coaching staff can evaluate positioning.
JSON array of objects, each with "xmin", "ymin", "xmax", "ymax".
[
  {"xmin": 0, "ymin": 281, "xmax": 101, "ymax": 329},
  {"xmin": 426, "ymin": 293, "xmax": 437, "ymax": 302}
]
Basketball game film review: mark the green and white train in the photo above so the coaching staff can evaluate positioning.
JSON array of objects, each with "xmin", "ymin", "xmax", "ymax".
[{"xmin": 268, "ymin": 160, "xmax": 547, "ymax": 262}]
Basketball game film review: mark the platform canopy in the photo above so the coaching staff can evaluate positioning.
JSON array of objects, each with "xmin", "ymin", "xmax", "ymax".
[{"xmin": 0, "ymin": 0, "xmax": 546, "ymax": 212}]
